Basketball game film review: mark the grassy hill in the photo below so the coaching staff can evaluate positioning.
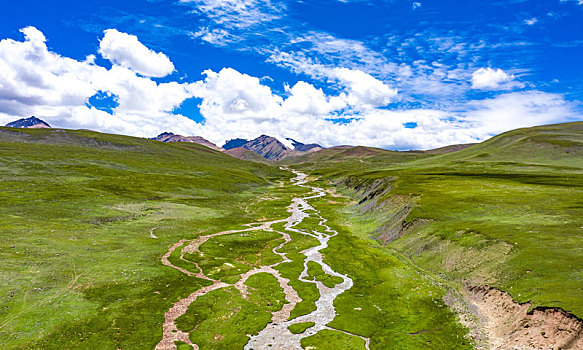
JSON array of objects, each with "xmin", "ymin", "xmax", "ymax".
[
  {"xmin": 2, "ymin": 121, "xmax": 582, "ymax": 349},
  {"xmin": 0, "ymin": 127, "xmax": 288, "ymax": 349},
  {"xmin": 224, "ymin": 146, "xmax": 272, "ymax": 163},
  {"xmin": 402, "ymin": 121, "xmax": 583, "ymax": 170},
  {"xmin": 281, "ymin": 146, "xmax": 431, "ymax": 176},
  {"xmin": 291, "ymin": 122, "xmax": 583, "ymax": 320}
]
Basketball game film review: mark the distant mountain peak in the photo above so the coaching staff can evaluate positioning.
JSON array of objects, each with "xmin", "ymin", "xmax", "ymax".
[
  {"xmin": 221, "ymin": 135, "xmax": 326, "ymax": 161},
  {"xmin": 153, "ymin": 132, "xmax": 176, "ymax": 142},
  {"xmin": 152, "ymin": 132, "xmax": 222, "ymax": 151},
  {"xmin": 5, "ymin": 116, "xmax": 51, "ymax": 129},
  {"xmin": 243, "ymin": 135, "xmax": 289, "ymax": 161},
  {"xmin": 285, "ymin": 137, "xmax": 323, "ymax": 153},
  {"xmin": 223, "ymin": 138, "xmax": 249, "ymax": 150}
]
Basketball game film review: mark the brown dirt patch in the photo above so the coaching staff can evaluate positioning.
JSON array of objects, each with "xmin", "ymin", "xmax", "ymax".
[{"xmin": 458, "ymin": 285, "xmax": 583, "ymax": 349}]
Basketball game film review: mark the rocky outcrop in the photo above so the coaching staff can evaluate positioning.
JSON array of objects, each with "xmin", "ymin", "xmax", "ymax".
[
  {"xmin": 5, "ymin": 116, "xmax": 51, "ymax": 129},
  {"xmin": 152, "ymin": 132, "xmax": 223, "ymax": 151}
]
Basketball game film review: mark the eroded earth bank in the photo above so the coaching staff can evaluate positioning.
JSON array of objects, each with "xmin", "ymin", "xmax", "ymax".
[{"xmin": 339, "ymin": 167, "xmax": 583, "ymax": 350}]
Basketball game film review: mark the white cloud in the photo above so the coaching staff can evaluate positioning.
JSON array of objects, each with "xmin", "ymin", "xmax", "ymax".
[
  {"xmin": 0, "ymin": 27, "xmax": 578, "ymax": 152},
  {"xmin": 181, "ymin": 0, "xmax": 282, "ymax": 29},
  {"xmin": 98, "ymin": 29, "xmax": 175, "ymax": 78},
  {"xmin": 20, "ymin": 26, "xmax": 46, "ymax": 43},
  {"xmin": 190, "ymin": 68, "xmax": 282, "ymax": 120},
  {"xmin": 524, "ymin": 17, "xmax": 538, "ymax": 25},
  {"xmin": 464, "ymin": 91, "xmax": 577, "ymax": 135},
  {"xmin": 282, "ymin": 81, "xmax": 343, "ymax": 116},
  {"xmin": 0, "ymin": 27, "xmax": 200, "ymax": 138},
  {"xmin": 280, "ymin": 32, "xmax": 400, "ymax": 79},
  {"xmin": 186, "ymin": 67, "xmax": 576, "ymax": 150},
  {"xmin": 471, "ymin": 67, "xmax": 520, "ymax": 90},
  {"xmin": 190, "ymin": 27, "xmax": 231, "ymax": 45},
  {"xmin": 180, "ymin": 0, "xmax": 485, "ymax": 104},
  {"xmin": 332, "ymin": 68, "xmax": 398, "ymax": 109}
]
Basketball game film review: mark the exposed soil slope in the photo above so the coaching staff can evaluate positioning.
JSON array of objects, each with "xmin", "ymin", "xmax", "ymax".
[{"xmin": 466, "ymin": 285, "xmax": 583, "ymax": 350}]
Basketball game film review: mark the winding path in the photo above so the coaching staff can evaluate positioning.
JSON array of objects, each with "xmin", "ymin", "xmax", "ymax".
[{"xmin": 156, "ymin": 170, "xmax": 370, "ymax": 350}]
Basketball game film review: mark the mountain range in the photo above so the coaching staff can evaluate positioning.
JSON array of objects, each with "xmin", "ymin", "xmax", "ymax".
[
  {"xmin": 4, "ymin": 116, "xmax": 467, "ymax": 162},
  {"xmin": 152, "ymin": 131, "xmax": 325, "ymax": 161},
  {"xmin": 221, "ymin": 135, "xmax": 324, "ymax": 161}
]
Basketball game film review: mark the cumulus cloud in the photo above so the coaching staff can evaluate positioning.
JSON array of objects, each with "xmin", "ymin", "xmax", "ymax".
[
  {"xmin": 184, "ymin": 66, "xmax": 575, "ymax": 150},
  {"xmin": 524, "ymin": 18, "xmax": 538, "ymax": 25},
  {"xmin": 333, "ymin": 68, "xmax": 398, "ymax": 109},
  {"xmin": 464, "ymin": 91, "xmax": 577, "ymax": 135},
  {"xmin": 0, "ymin": 27, "xmax": 578, "ymax": 151},
  {"xmin": 471, "ymin": 67, "xmax": 521, "ymax": 90},
  {"xmin": 282, "ymin": 81, "xmax": 343, "ymax": 116},
  {"xmin": 190, "ymin": 68, "xmax": 283, "ymax": 120},
  {"xmin": 0, "ymin": 27, "xmax": 199, "ymax": 137},
  {"xmin": 98, "ymin": 29, "xmax": 175, "ymax": 78},
  {"xmin": 20, "ymin": 26, "xmax": 46, "ymax": 43}
]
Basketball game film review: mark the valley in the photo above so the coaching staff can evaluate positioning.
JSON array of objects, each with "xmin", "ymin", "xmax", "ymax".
[{"xmin": 1, "ymin": 122, "xmax": 582, "ymax": 349}]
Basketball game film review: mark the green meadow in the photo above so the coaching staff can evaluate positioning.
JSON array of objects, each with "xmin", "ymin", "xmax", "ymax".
[
  {"xmin": 1, "ymin": 121, "xmax": 582, "ymax": 349},
  {"xmin": 0, "ymin": 127, "xmax": 288, "ymax": 349},
  {"xmin": 289, "ymin": 122, "xmax": 583, "ymax": 319}
]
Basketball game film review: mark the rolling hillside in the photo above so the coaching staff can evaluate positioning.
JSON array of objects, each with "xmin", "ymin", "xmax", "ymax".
[
  {"xmin": 289, "ymin": 122, "xmax": 583, "ymax": 348},
  {"xmin": 2, "ymin": 122, "xmax": 583, "ymax": 349},
  {"xmin": 0, "ymin": 127, "xmax": 288, "ymax": 349}
]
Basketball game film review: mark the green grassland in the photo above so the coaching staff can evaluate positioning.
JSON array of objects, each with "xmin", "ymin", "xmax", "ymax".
[
  {"xmin": 301, "ymin": 329, "xmax": 367, "ymax": 349},
  {"xmin": 289, "ymin": 122, "xmax": 583, "ymax": 319},
  {"xmin": 288, "ymin": 321, "xmax": 315, "ymax": 334},
  {"xmin": 0, "ymin": 127, "xmax": 289, "ymax": 349},
  {"xmin": 2, "ymin": 121, "xmax": 582, "ymax": 349},
  {"xmin": 177, "ymin": 286, "xmax": 272, "ymax": 349},
  {"xmin": 303, "ymin": 194, "xmax": 471, "ymax": 349}
]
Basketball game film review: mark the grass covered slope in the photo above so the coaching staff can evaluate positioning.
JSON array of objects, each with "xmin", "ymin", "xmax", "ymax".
[
  {"xmin": 293, "ymin": 122, "xmax": 583, "ymax": 318},
  {"xmin": 281, "ymin": 146, "xmax": 430, "ymax": 177},
  {"xmin": 0, "ymin": 127, "xmax": 288, "ymax": 349}
]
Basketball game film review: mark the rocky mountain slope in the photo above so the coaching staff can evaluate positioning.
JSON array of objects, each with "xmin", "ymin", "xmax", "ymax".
[
  {"xmin": 152, "ymin": 132, "xmax": 223, "ymax": 151},
  {"xmin": 5, "ymin": 116, "xmax": 51, "ymax": 129},
  {"xmin": 285, "ymin": 138, "xmax": 323, "ymax": 152},
  {"xmin": 241, "ymin": 135, "xmax": 290, "ymax": 161},
  {"xmin": 223, "ymin": 135, "xmax": 325, "ymax": 161},
  {"xmin": 223, "ymin": 138, "xmax": 249, "ymax": 150}
]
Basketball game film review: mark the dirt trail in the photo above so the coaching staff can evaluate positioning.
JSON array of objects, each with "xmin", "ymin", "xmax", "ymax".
[
  {"xmin": 156, "ymin": 220, "xmax": 287, "ymax": 350},
  {"xmin": 156, "ymin": 170, "xmax": 369, "ymax": 350},
  {"xmin": 156, "ymin": 281, "xmax": 228, "ymax": 350}
]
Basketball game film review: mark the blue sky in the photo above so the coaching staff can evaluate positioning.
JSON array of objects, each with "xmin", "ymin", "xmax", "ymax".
[{"xmin": 0, "ymin": 0, "xmax": 581, "ymax": 149}]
